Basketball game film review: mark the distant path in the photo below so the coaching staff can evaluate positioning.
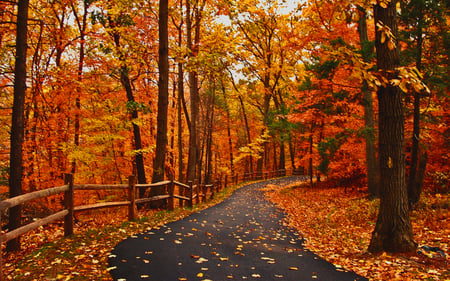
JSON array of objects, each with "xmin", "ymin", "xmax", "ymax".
[{"xmin": 108, "ymin": 177, "xmax": 367, "ymax": 281}]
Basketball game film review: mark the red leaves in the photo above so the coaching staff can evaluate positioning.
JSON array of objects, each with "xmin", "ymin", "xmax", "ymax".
[{"xmin": 265, "ymin": 181, "xmax": 449, "ymax": 280}]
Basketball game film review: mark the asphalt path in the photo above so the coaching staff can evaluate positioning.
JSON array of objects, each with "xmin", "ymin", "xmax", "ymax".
[{"xmin": 108, "ymin": 177, "xmax": 368, "ymax": 281}]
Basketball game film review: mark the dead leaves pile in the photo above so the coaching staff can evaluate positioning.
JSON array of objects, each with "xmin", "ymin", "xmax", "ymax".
[{"xmin": 264, "ymin": 182, "xmax": 449, "ymax": 281}]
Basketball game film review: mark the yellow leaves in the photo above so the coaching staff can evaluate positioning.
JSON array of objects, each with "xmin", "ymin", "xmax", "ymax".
[
  {"xmin": 378, "ymin": 0, "xmax": 390, "ymax": 8},
  {"xmin": 56, "ymin": 274, "xmax": 71, "ymax": 281},
  {"xmin": 377, "ymin": 21, "xmax": 396, "ymax": 50},
  {"xmin": 391, "ymin": 66, "xmax": 431, "ymax": 94},
  {"xmin": 388, "ymin": 157, "xmax": 393, "ymax": 169}
]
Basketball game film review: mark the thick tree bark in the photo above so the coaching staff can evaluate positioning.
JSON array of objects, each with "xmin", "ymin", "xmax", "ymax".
[
  {"xmin": 152, "ymin": 0, "xmax": 169, "ymax": 183},
  {"xmin": 8, "ymin": 0, "xmax": 29, "ymax": 252},
  {"xmin": 357, "ymin": 5, "xmax": 380, "ymax": 198},
  {"xmin": 150, "ymin": 0, "xmax": 169, "ymax": 207},
  {"xmin": 368, "ymin": 2, "xmax": 416, "ymax": 253}
]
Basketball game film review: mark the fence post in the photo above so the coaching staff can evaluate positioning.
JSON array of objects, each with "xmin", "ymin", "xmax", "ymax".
[
  {"xmin": 187, "ymin": 181, "xmax": 193, "ymax": 207},
  {"xmin": 193, "ymin": 180, "xmax": 198, "ymax": 204},
  {"xmin": 210, "ymin": 182, "xmax": 215, "ymax": 199},
  {"xmin": 204, "ymin": 184, "xmax": 208, "ymax": 202},
  {"xmin": 128, "ymin": 175, "xmax": 136, "ymax": 220},
  {"xmin": 168, "ymin": 179, "xmax": 175, "ymax": 211},
  {"xmin": 64, "ymin": 173, "xmax": 74, "ymax": 236}
]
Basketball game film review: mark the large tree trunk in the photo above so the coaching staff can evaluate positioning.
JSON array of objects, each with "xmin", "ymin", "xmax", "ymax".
[
  {"xmin": 7, "ymin": 0, "xmax": 29, "ymax": 252},
  {"xmin": 357, "ymin": 5, "xmax": 380, "ymax": 198},
  {"xmin": 368, "ymin": 1, "xmax": 416, "ymax": 253},
  {"xmin": 150, "ymin": 0, "xmax": 169, "ymax": 208}
]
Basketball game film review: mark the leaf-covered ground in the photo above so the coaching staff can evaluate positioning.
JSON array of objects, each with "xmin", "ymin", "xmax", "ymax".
[
  {"xmin": 264, "ymin": 181, "xmax": 449, "ymax": 281},
  {"xmin": 2, "ymin": 183, "xmax": 245, "ymax": 280},
  {"xmin": 3, "ymin": 179, "xmax": 448, "ymax": 280}
]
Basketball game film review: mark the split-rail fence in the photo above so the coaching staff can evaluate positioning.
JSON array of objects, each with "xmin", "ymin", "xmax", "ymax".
[{"xmin": 0, "ymin": 168, "xmax": 298, "ymax": 279}]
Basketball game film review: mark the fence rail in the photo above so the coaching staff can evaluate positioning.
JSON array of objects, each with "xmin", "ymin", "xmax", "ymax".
[{"xmin": 0, "ymin": 168, "xmax": 299, "ymax": 280}]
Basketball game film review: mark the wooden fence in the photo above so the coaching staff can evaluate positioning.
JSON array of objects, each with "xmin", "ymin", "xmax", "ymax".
[{"xmin": 0, "ymin": 168, "xmax": 299, "ymax": 279}]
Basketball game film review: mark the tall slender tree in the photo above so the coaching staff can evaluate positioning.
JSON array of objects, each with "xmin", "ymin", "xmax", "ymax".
[
  {"xmin": 70, "ymin": 0, "xmax": 91, "ymax": 175},
  {"xmin": 357, "ymin": 5, "xmax": 380, "ymax": 198},
  {"xmin": 151, "ymin": 0, "xmax": 169, "ymax": 205},
  {"xmin": 186, "ymin": 0, "xmax": 204, "ymax": 182},
  {"xmin": 7, "ymin": 0, "xmax": 29, "ymax": 252}
]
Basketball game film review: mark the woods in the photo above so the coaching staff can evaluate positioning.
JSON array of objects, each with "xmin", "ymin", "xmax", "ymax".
[{"xmin": 0, "ymin": 0, "xmax": 448, "ymax": 259}]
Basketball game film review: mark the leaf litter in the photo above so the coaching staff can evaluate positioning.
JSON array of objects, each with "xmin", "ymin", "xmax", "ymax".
[{"xmin": 264, "ymin": 181, "xmax": 449, "ymax": 280}]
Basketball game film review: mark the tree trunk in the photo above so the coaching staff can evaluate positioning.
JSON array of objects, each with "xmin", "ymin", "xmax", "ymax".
[
  {"xmin": 222, "ymin": 83, "xmax": 235, "ymax": 177},
  {"xmin": 205, "ymin": 82, "xmax": 215, "ymax": 184},
  {"xmin": 288, "ymin": 133, "xmax": 296, "ymax": 172},
  {"xmin": 409, "ymin": 152, "xmax": 427, "ymax": 209},
  {"xmin": 309, "ymin": 122, "xmax": 314, "ymax": 188},
  {"xmin": 238, "ymin": 95, "xmax": 253, "ymax": 174},
  {"xmin": 71, "ymin": 0, "xmax": 89, "ymax": 175},
  {"xmin": 122, "ymin": 69, "xmax": 147, "ymax": 188},
  {"xmin": 186, "ymin": 0, "xmax": 200, "ymax": 182},
  {"xmin": 279, "ymin": 141, "xmax": 285, "ymax": 175},
  {"xmin": 111, "ymin": 28, "xmax": 147, "ymax": 194},
  {"xmin": 150, "ymin": 0, "xmax": 169, "ymax": 208},
  {"xmin": 407, "ymin": 10, "xmax": 425, "ymax": 209},
  {"xmin": 7, "ymin": 0, "xmax": 29, "ymax": 252},
  {"xmin": 368, "ymin": 1, "xmax": 416, "ymax": 253},
  {"xmin": 357, "ymin": 5, "xmax": 380, "ymax": 198}
]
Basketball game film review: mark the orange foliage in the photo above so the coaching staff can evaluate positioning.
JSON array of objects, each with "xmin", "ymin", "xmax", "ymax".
[{"xmin": 265, "ymin": 182, "xmax": 449, "ymax": 280}]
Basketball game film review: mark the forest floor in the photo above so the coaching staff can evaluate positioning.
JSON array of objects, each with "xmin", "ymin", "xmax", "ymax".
[
  {"xmin": 264, "ymin": 180, "xmax": 449, "ymax": 281},
  {"xmin": 2, "ymin": 178, "xmax": 449, "ymax": 280}
]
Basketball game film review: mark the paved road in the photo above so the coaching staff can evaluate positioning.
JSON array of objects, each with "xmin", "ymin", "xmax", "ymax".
[{"xmin": 108, "ymin": 177, "xmax": 367, "ymax": 281}]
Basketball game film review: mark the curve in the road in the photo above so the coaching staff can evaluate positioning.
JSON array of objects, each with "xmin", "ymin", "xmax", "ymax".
[{"xmin": 108, "ymin": 177, "xmax": 368, "ymax": 281}]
